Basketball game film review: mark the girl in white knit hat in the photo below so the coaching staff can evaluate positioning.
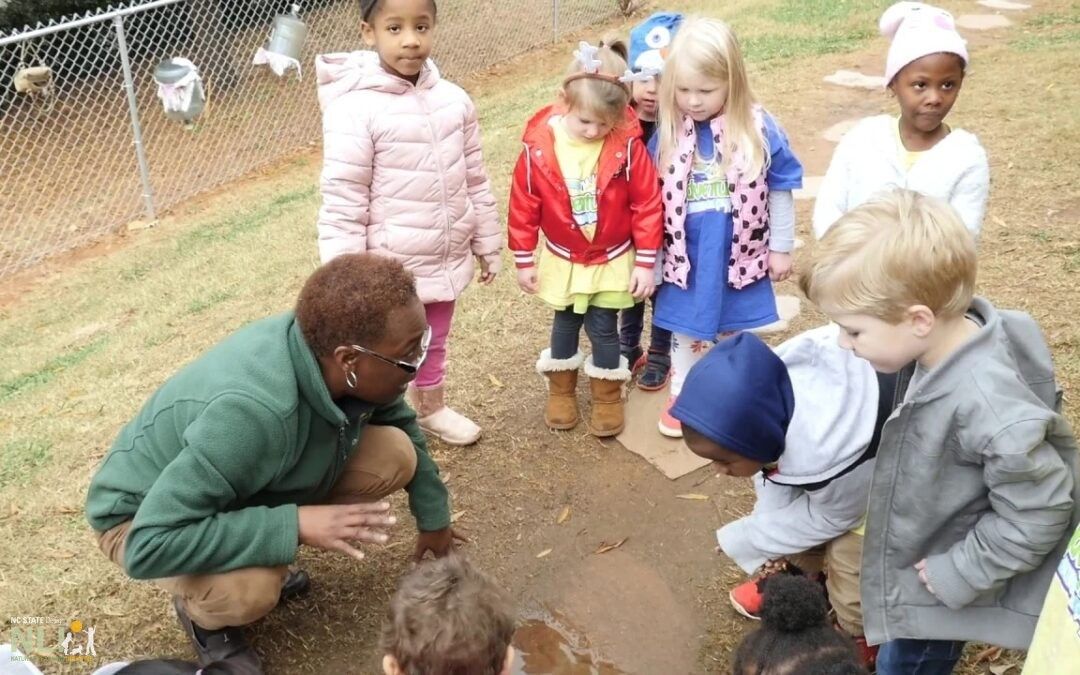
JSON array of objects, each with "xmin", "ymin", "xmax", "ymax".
[{"xmin": 813, "ymin": 2, "xmax": 989, "ymax": 240}]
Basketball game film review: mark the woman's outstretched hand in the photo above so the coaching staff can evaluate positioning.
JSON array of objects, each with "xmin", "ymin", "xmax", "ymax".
[{"xmin": 298, "ymin": 502, "xmax": 397, "ymax": 562}]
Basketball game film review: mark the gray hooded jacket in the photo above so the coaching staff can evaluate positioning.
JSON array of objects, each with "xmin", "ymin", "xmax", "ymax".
[{"xmin": 861, "ymin": 297, "xmax": 1079, "ymax": 648}]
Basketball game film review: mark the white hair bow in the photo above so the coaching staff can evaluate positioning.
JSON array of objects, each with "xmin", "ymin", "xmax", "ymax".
[
  {"xmin": 573, "ymin": 41, "xmax": 602, "ymax": 73},
  {"xmin": 619, "ymin": 67, "xmax": 660, "ymax": 83}
]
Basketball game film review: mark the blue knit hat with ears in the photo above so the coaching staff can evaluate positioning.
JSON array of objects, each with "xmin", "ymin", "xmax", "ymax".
[
  {"xmin": 671, "ymin": 333, "xmax": 795, "ymax": 463},
  {"xmin": 628, "ymin": 12, "xmax": 684, "ymax": 73}
]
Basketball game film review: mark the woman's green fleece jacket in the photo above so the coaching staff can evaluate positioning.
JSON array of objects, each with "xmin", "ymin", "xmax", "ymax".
[{"xmin": 85, "ymin": 312, "xmax": 450, "ymax": 580}]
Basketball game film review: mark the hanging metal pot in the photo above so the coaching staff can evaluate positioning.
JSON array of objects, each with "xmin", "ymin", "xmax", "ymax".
[
  {"xmin": 254, "ymin": 4, "xmax": 307, "ymax": 78},
  {"xmin": 153, "ymin": 58, "xmax": 206, "ymax": 123},
  {"xmin": 266, "ymin": 6, "xmax": 308, "ymax": 62}
]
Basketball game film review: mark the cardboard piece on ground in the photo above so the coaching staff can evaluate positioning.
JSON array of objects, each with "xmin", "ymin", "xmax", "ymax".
[
  {"xmin": 822, "ymin": 69, "xmax": 885, "ymax": 90},
  {"xmin": 794, "ymin": 175, "xmax": 823, "ymax": 201},
  {"xmin": 976, "ymin": 0, "xmax": 1029, "ymax": 10},
  {"xmin": 618, "ymin": 295, "xmax": 801, "ymax": 478},
  {"xmin": 616, "ymin": 387, "xmax": 711, "ymax": 480},
  {"xmin": 956, "ymin": 14, "xmax": 1013, "ymax": 30}
]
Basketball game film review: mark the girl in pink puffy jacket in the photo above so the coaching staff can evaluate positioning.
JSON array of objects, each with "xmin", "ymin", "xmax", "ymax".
[{"xmin": 316, "ymin": 0, "xmax": 502, "ymax": 446}]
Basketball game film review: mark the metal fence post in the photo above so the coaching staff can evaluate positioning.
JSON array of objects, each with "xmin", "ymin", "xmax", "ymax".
[
  {"xmin": 552, "ymin": 0, "xmax": 559, "ymax": 42},
  {"xmin": 113, "ymin": 14, "xmax": 156, "ymax": 221}
]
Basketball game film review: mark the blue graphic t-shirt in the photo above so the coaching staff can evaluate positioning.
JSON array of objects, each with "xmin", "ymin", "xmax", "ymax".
[{"xmin": 649, "ymin": 112, "xmax": 804, "ymax": 339}]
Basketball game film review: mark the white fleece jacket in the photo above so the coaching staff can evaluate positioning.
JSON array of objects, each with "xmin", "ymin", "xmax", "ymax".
[
  {"xmin": 717, "ymin": 324, "xmax": 879, "ymax": 573},
  {"xmin": 812, "ymin": 114, "xmax": 989, "ymax": 239}
]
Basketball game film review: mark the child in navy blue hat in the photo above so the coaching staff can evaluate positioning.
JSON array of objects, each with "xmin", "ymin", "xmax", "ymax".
[
  {"xmin": 671, "ymin": 332, "xmax": 794, "ymax": 477},
  {"xmin": 674, "ymin": 327, "xmax": 889, "ymax": 670},
  {"xmin": 618, "ymin": 11, "xmax": 684, "ymax": 392}
]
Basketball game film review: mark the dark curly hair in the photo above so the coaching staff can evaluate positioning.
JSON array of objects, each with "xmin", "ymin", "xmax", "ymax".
[
  {"xmin": 295, "ymin": 253, "xmax": 417, "ymax": 357},
  {"xmin": 359, "ymin": 0, "xmax": 437, "ymax": 22},
  {"xmin": 381, "ymin": 554, "xmax": 515, "ymax": 675},
  {"xmin": 732, "ymin": 575, "xmax": 867, "ymax": 675}
]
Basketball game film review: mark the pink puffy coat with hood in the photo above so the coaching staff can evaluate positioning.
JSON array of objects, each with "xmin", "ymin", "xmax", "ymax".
[{"xmin": 316, "ymin": 51, "xmax": 502, "ymax": 304}]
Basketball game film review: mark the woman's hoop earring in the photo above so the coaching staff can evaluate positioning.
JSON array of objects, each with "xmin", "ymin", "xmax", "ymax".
[{"xmin": 345, "ymin": 369, "xmax": 358, "ymax": 389}]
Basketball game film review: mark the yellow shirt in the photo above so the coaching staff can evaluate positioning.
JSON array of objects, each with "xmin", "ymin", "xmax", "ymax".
[
  {"xmin": 551, "ymin": 118, "xmax": 603, "ymax": 241},
  {"xmin": 895, "ymin": 116, "xmax": 953, "ymax": 170},
  {"xmin": 535, "ymin": 117, "xmax": 634, "ymax": 313}
]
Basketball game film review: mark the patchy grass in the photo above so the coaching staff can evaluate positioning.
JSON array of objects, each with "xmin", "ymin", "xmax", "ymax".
[
  {"xmin": 0, "ymin": 438, "xmax": 52, "ymax": 489},
  {"xmin": 1, "ymin": 337, "xmax": 108, "ymax": 404},
  {"xmin": 766, "ymin": 0, "xmax": 892, "ymax": 26},
  {"xmin": 0, "ymin": 1, "xmax": 1076, "ymax": 673}
]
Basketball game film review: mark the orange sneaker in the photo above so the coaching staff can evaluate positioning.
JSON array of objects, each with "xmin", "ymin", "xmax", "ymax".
[
  {"xmin": 729, "ymin": 559, "xmax": 807, "ymax": 620},
  {"xmin": 849, "ymin": 634, "xmax": 879, "ymax": 672},
  {"xmin": 658, "ymin": 395, "xmax": 682, "ymax": 438}
]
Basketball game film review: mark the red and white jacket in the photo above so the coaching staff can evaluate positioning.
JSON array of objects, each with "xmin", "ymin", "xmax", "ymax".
[{"xmin": 507, "ymin": 105, "xmax": 662, "ymax": 270}]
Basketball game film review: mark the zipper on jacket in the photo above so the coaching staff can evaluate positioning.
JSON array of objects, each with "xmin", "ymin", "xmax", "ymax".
[
  {"xmin": 416, "ymin": 91, "xmax": 454, "ymax": 293},
  {"xmin": 337, "ymin": 423, "xmax": 349, "ymax": 466}
]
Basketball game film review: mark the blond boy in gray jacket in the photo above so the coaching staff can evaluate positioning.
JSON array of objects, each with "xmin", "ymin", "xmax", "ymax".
[{"xmin": 800, "ymin": 189, "xmax": 1079, "ymax": 675}]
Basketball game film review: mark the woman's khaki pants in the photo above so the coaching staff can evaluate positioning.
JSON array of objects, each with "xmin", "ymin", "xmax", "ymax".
[{"xmin": 96, "ymin": 425, "xmax": 417, "ymax": 630}]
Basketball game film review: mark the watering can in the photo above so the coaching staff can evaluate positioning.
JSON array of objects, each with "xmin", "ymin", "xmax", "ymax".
[
  {"xmin": 153, "ymin": 58, "xmax": 205, "ymax": 123},
  {"xmin": 265, "ymin": 5, "xmax": 308, "ymax": 62}
]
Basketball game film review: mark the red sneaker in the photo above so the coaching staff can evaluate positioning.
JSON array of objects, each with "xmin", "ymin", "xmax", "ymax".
[
  {"xmin": 851, "ymin": 634, "xmax": 878, "ymax": 672},
  {"xmin": 729, "ymin": 560, "xmax": 803, "ymax": 619},
  {"xmin": 658, "ymin": 395, "xmax": 682, "ymax": 438}
]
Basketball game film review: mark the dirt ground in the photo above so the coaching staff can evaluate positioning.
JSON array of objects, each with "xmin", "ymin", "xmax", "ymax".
[{"xmin": 0, "ymin": 1, "xmax": 1077, "ymax": 674}]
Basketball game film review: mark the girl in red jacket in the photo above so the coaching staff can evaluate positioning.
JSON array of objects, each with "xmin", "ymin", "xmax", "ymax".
[{"xmin": 508, "ymin": 40, "xmax": 663, "ymax": 438}]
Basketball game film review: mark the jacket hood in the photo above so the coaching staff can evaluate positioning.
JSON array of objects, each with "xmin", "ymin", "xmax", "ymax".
[
  {"xmin": 772, "ymin": 323, "xmax": 878, "ymax": 485},
  {"xmin": 316, "ymin": 50, "xmax": 441, "ymax": 110},
  {"xmin": 904, "ymin": 297, "xmax": 1057, "ymax": 410},
  {"xmin": 521, "ymin": 103, "xmax": 642, "ymax": 146}
]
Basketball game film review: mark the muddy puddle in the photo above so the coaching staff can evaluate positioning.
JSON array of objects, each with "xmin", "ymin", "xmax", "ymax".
[{"xmin": 512, "ymin": 609, "xmax": 624, "ymax": 675}]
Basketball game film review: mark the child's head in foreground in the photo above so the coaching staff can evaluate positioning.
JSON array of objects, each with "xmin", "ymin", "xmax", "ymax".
[
  {"xmin": 381, "ymin": 554, "xmax": 516, "ymax": 675},
  {"xmin": 798, "ymin": 189, "xmax": 977, "ymax": 374},
  {"xmin": 733, "ymin": 575, "xmax": 867, "ymax": 675},
  {"xmin": 672, "ymin": 333, "xmax": 795, "ymax": 478}
]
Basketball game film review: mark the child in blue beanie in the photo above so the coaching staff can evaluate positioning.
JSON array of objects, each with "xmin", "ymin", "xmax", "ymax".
[
  {"xmin": 673, "ymin": 327, "xmax": 888, "ymax": 670},
  {"xmin": 618, "ymin": 11, "xmax": 683, "ymax": 391}
]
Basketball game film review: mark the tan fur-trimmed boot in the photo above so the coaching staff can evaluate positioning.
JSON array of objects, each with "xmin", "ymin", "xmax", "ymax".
[
  {"xmin": 407, "ymin": 385, "xmax": 481, "ymax": 446},
  {"xmin": 585, "ymin": 356, "xmax": 631, "ymax": 437},
  {"xmin": 535, "ymin": 349, "xmax": 585, "ymax": 430}
]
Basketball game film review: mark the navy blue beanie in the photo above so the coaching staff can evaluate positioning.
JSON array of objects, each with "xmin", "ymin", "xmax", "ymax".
[{"xmin": 671, "ymin": 333, "xmax": 794, "ymax": 463}]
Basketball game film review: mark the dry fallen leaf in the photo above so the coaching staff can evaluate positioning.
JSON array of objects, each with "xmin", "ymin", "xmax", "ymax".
[
  {"xmin": 488, "ymin": 374, "xmax": 504, "ymax": 388},
  {"xmin": 594, "ymin": 537, "xmax": 628, "ymax": 555},
  {"xmin": 556, "ymin": 505, "xmax": 572, "ymax": 524},
  {"xmin": 974, "ymin": 646, "xmax": 1002, "ymax": 664},
  {"xmin": 988, "ymin": 665, "xmax": 1017, "ymax": 675},
  {"xmin": 676, "ymin": 493, "xmax": 710, "ymax": 501},
  {"xmin": 451, "ymin": 510, "xmax": 466, "ymax": 523},
  {"xmin": 536, "ymin": 548, "xmax": 553, "ymax": 559}
]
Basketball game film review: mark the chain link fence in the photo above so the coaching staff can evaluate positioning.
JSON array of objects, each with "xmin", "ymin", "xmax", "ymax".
[{"xmin": 0, "ymin": 0, "xmax": 623, "ymax": 278}]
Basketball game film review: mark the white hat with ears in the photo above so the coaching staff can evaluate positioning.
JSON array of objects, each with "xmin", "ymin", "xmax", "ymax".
[{"xmin": 880, "ymin": 1, "xmax": 969, "ymax": 84}]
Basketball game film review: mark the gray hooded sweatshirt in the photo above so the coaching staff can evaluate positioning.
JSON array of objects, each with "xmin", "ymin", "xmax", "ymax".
[{"xmin": 862, "ymin": 297, "xmax": 1079, "ymax": 649}]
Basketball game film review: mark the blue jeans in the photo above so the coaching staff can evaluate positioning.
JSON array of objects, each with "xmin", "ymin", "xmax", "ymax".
[
  {"xmin": 551, "ymin": 306, "xmax": 620, "ymax": 369},
  {"xmin": 618, "ymin": 298, "xmax": 672, "ymax": 358},
  {"xmin": 876, "ymin": 639, "xmax": 965, "ymax": 675}
]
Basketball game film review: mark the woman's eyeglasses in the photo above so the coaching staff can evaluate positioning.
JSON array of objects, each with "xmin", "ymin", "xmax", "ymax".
[{"xmin": 351, "ymin": 326, "xmax": 432, "ymax": 375}]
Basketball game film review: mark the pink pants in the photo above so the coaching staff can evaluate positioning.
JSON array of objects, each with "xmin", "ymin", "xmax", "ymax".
[{"xmin": 415, "ymin": 300, "xmax": 455, "ymax": 389}]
